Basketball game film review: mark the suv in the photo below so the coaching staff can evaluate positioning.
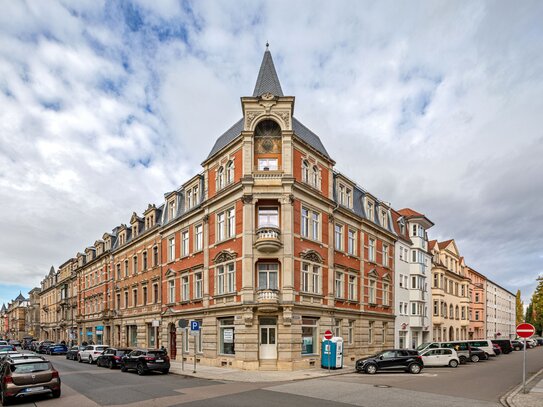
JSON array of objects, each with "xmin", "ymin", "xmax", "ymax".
[
  {"xmin": 355, "ymin": 349, "xmax": 423, "ymax": 374},
  {"xmin": 121, "ymin": 349, "xmax": 170, "ymax": 375},
  {"xmin": 96, "ymin": 348, "xmax": 132, "ymax": 369},
  {"xmin": 0, "ymin": 356, "xmax": 61, "ymax": 405},
  {"xmin": 492, "ymin": 339, "xmax": 513, "ymax": 354},
  {"xmin": 78, "ymin": 345, "xmax": 109, "ymax": 364}
]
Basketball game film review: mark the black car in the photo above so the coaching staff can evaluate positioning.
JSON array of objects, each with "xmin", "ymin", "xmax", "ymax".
[
  {"xmin": 66, "ymin": 346, "xmax": 85, "ymax": 361},
  {"xmin": 120, "ymin": 349, "xmax": 170, "ymax": 375},
  {"xmin": 492, "ymin": 339, "xmax": 513, "ymax": 354},
  {"xmin": 355, "ymin": 349, "xmax": 423, "ymax": 374},
  {"xmin": 96, "ymin": 348, "xmax": 132, "ymax": 369},
  {"xmin": 511, "ymin": 340, "xmax": 524, "ymax": 351},
  {"xmin": 37, "ymin": 341, "xmax": 54, "ymax": 354},
  {"xmin": 469, "ymin": 347, "xmax": 487, "ymax": 362}
]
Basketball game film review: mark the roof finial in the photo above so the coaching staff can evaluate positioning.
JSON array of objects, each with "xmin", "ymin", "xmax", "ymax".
[{"xmin": 266, "ymin": 41, "xmax": 269, "ymax": 50}]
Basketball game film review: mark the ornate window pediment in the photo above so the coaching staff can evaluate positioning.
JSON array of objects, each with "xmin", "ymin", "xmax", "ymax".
[
  {"xmin": 382, "ymin": 272, "xmax": 391, "ymax": 282},
  {"xmin": 213, "ymin": 249, "xmax": 237, "ymax": 264},
  {"xmin": 368, "ymin": 269, "xmax": 379, "ymax": 279},
  {"xmin": 165, "ymin": 268, "xmax": 176, "ymax": 278},
  {"xmin": 300, "ymin": 249, "xmax": 323, "ymax": 264}
]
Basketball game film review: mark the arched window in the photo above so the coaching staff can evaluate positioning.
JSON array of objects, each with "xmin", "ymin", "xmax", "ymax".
[
  {"xmin": 226, "ymin": 161, "xmax": 234, "ymax": 184},
  {"xmin": 449, "ymin": 304, "xmax": 454, "ymax": 318},
  {"xmin": 217, "ymin": 167, "xmax": 224, "ymax": 190},
  {"xmin": 455, "ymin": 305, "xmax": 459, "ymax": 319},
  {"xmin": 302, "ymin": 160, "xmax": 309, "ymax": 183},
  {"xmin": 312, "ymin": 165, "xmax": 319, "ymax": 187}
]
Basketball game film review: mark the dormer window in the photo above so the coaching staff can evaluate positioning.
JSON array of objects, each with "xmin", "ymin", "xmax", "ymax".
[
  {"xmin": 380, "ymin": 210, "xmax": 388, "ymax": 228},
  {"xmin": 366, "ymin": 200, "xmax": 374, "ymax": 221},
  {"xmin": 186, "ymin": 184, "xmax": 200, "ymax": 210},
  {"xmin": 337, "ymin": 183, "xmax": 352, "ymax": 208},
  {"xmin": 168, "ymin": 200, "xmax": 176, "ymax": 220},
  {"xmin": 132, "ymin": 225, "xmax": 138, "ymax": 238}
]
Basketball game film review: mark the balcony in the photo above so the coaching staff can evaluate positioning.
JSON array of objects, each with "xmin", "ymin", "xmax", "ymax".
[
  {"xmin": 409, "ymin": 289, "xmax": 426, "ymax": 302},
  {"xmin": 257, "ymin": 289, "xmax": 279, "ymax": 313},
  {"xmin": 409, "ymin": 316, "xmax": 426, "ymax": 328},
  {"xmin": 254, "ymin": 227, "xmax": 282, "ymax": 253}
]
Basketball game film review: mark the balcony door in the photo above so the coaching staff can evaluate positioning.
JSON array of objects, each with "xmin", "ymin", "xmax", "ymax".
[
  {"xmin": 259, "ymin": 317, "xmax": 277, "ymax": 360},
  {"xmin": 258, "ymin": 263, "xmax": 278, "ymax": 290}
]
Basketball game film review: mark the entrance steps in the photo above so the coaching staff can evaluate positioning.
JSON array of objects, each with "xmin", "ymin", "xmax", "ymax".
[{"xmin": 259, "ymin": 359, "xmax": 278, "ymax": 371}]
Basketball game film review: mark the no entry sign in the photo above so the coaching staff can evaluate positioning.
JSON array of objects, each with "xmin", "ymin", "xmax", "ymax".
[
  {"xmin": 324, "ymin": 330, "xmax": 333, "ymax": 340},
  {"xmin": 516, "ymin": 323, "xmax": 535, "ymax": 338}
]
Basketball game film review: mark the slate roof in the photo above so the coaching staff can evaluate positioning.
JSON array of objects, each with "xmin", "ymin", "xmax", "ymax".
[
  {"xmin": 15, "ymin": 292, "xmax": 25, "ymax": 302},
  {"xmin": 253, "ymin": 49, "xmax": 284, "ymax": 97},
  {"xmin": 292, "ymin": 118, "xmax": 330, "ymax": 159}
]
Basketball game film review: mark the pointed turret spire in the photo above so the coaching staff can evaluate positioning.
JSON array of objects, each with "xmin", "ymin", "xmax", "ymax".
[{"xmin": 253, "ymin": 44, "xmax": 284, "ymax": 97}]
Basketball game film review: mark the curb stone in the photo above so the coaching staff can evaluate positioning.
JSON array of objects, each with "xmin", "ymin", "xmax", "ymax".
[{"xmin": 500, "ymin": 367, "xmax": 543, "ymax": 407}]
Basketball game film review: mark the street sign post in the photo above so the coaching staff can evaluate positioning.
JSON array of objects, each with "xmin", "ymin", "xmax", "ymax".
[
  {"xmin": 516, "ymin": 322, "xmax": 535, "ymax": 394},
  {"xmin": 324, "ymin": 330, "xmax": 333, "ymax": 373},
  {"xmin": 190, "ymin": 321, "xmax": 201, "ymax": 373}
]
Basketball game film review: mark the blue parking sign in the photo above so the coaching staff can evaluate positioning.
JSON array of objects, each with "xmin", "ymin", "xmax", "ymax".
[{"xmin": 190, "ymin": 320, "xmax": 200, "ymax": 331}]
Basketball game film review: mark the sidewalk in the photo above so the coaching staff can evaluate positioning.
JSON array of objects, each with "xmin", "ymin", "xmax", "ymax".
[
  {"xmin": 169, "ymin": 360, "xmax": 355, "ymax": 382},
  {"xmin": 503, "ymin": 368, "xmax": 543, "ymax": 407}
]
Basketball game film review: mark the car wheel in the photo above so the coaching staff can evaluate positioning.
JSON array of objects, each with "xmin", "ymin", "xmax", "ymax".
[
  {"xmin": 52, "ymin": 389, "xmax": 61, "ymax": 398},
  {"xmin": 109, "ymin": 360, "xmax": 115, "ymax": 369},
  {"xmin": 1, "ymin": 390, "xmax": 12, "ymax": 406},
  {"xmin": 409, "ymin": 363, "xmax": 422, "ymax": 374},
  {"xmin": 89, "ymin": 356, "xmax": 94, "ymax": 364},
  {"xmin": 78, "ymin": 355, "xmax": 82, "ymax": 363},
  {"xmin": 137, "ymin": 363, "xmax": 146, "ymax": 376},
  {"xmin": 121, "ymin": 365, "xmax": 127, "ymax": 372},
  {"xmin": 449, "ymin": 359, "xmax": 459, "ymax": 368},
  {"xmin": 365, "ymin": 364, "xmax": 377, "ymax": 375},
  {"xmin": 471, "ymin": 354, "xmax": 480, "ymax": 363},
  {"xmin": 459, "ymin": 356, "xmax": 467, "ymax": 364}
]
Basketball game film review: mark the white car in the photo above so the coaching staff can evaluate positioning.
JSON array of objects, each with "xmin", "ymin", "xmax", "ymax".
[
  {"xmin": 78, "ymin": 345, "xmax": 109, "ymax": 364},
  {"xmin": 420, "ymin": 348, "xmax": 460, "ymax": 368}
]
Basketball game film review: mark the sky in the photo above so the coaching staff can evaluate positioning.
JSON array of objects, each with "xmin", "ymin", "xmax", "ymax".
[{"xmin": 0, "ymin": 0, "xmax": 542, "ymax": 307}]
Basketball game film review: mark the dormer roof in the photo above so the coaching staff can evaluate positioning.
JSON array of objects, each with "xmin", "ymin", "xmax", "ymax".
[{"xmin": 253, "ymin": 46, "xmax": 284, "ymax": 97}]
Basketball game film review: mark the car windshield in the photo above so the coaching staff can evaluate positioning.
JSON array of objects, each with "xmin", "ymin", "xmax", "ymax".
[
  {"xmin": 416, "ymin": 343, "xmax": 431, "ymax": 351},
  {"xmin": 11, "ymin": 362, "xmax": 51, "ymax": 373}
]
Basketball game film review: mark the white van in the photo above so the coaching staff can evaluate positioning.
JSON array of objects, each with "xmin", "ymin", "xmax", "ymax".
[{"xmin": 466, "ymin": 340, "xmax": 495, "ymax": 357}]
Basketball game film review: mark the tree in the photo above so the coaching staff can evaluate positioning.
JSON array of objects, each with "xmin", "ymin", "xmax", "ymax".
[
  {"xmin": 516, "ymin": 290, "xmax": 524, "ymax": 325},
  {"xmin": 525, "ymin": 302, "xmax": 534, "ymax": 325},
  {"xmin": 532, "ymin": 277, "xmax": 543, "ymax": 335}
]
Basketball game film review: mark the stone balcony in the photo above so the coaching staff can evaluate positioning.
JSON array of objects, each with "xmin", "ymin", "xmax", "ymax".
[
  {"xmin": 257, "ymin": 289, "xmax": 279, "ymax": 313},
  {"xmin": 254, "ymin": 227, "xmax": 282, "ymax": 253}
]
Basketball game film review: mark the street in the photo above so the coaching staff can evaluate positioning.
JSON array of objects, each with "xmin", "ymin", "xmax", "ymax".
[{"xmin": 9, "ymin": 347, "xmax": 543, "ymax": 407}]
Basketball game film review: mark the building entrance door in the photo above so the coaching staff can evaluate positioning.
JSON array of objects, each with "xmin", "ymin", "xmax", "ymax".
[
  {"xmin": 259, "ymin": 318, "xmax": 277, "ymax": 360},
  {"xmin": 169, "ymin": 324, "xmax": 177, "ymax": 359}
]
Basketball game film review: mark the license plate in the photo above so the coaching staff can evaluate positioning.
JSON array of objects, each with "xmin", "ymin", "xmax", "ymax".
[
  {"xmin": 156, "ymin": 359, "xmax": 163, "ymax": 362},
  {"xmin": 26, "ymin": 387, "xmax": 44, "ymax": 392}
]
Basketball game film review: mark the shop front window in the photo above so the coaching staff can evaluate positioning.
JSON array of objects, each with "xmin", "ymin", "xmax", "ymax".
[
  {"xmin": 219, "ymin": 318, "xmax": 235, "ymax": 355},
  {"xmin": 301, "ymin": 317, "xmax": 318, "ymax": 355}
]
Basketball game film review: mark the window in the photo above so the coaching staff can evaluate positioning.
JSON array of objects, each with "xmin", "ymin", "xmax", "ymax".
[
  {"xmin": 226, "ymin": 161, "xmax": 234, "ymax": 184},
  {"xmin": 302, "ymin": 160, "xmax": 309, "ymax": 183},
  {"xmin": 411, "ymin": 302, "xmax": 417, "ymax": 315},
  {"xmin": 380, "ymin": 210, "xmax": 387, "ymax": 228},
  {"xmin": 217, "ymin": 212, "xmax": 225, "ymax": 241},
  {"xmin": 335, "ymin": 271, "xmax": 344, "ymax": 298},
  {"xmin": 369, "ymin": 279, "xmax": 376, "ymax": 303},
  {"xmin": 217, "ymin": 166, "xmax": 224, "ymax": 190},
  {"xmin": 475, "ymin": 310, "xmax": 480, "ymax": 320},
  {"xmin": 412, "ymin": 276, "xmax": 417, "ymax": 289},
  {"xmin": 368, "ymin": 321, "xmax": 374, "ymax": 344},
  {"xmin": 133, "ymin": 256, "xmax": 138, "ymax": 275},
  {"xmin": 348, "ymin": 275, "xmax": 357, "ymax": 301},
  {"xmin": 258, "ymin": 263, "xmax": 278, "ymax": 290},
  {"xmin": 219, "ymin": 318, "xmax": 235, "ymax": 355},
  {"xmin": 124, "ymin": 260, "xmax": 129, "ymax": 278},
  {"xmin": 312, "ymin": 166, "xmax": 319, "ymax": 187},
  {"xmin": 168, "ymin": 200, "xmax": 176, "ymax": 220},
  {"xmin": 334, "ymin": 319, "xmax": 342, "ymax": 338},
  {"xmin": 368, "ymin": 238, "xmax": 375, "ymax": 262},
  {"xmin": 194, "ymin": 271, "xmax": 203, "ymax": 299},
  {"xmin": 116, "ymin": 293, "xmax": 121, "ymax": 310},
  {"xmin": 182, "ymin": 230, "xmax": 189, "ymax": 256},
  {"xmin": 181, "ymin": 274, "xmax": 189, "ymax": 301},
  {"xmin": 153, "ymin": 283, "xmax": 159, "ymax": 303},
  {"xmin": 311, "ymin": 211, "xmax": 319, "ymax": 240},
  {"xmin": 258, "ymin": 158, "xmax": 278, "ymax": 171},
  {"xmin": 168, "ymin": 280, "xmax": 175, "ymax": 304},
  {"xmin": 301, "ymin": 263, "xmax": 320, "ymax": 294},
  {"xmin": 258, "ymin": 207, "xmax": 279, "ymax": 227},
  {"xmin": 382, "ymin": 244, "xmax": 389, "ymax": 266},
  {"xmin": 124, "ymin": 291, "xmax": 128, "ymax": 308},
  {"xmin": 132, "ymin": 289, "xmax": 138, "ymax": 307},
  {"xmin": 301, "ymin": 208, "xmax": 309, "ymax": 237},
  {"xmin": 433, "ymin": 300, "xmax": 438, "ymax": 316},
  {"xmin": 143, "ymin": 286, "xmax": 148, "ymax": 304},
  {"xmin": 216, "ymin": 262, "xmax": 235, "ymax": 295},
  {"xmin": 382, "ymin": 282, "xmax": 389, "ymax": 306},
  {"xmin": 227, "ymin": 208, "xmax": 235, "ymax": 238},
  {"xmin": 399, "ymin": 274, "xmax": 404, "ymax": 288},
  {"xmin": 348, "ymin": 320, "xmax": 354, "ymax": 345},
  {"xmin": 195, "ymin": 224, "xmax": 203, "ymax": 251},
  {"xmin": 186, "ymin": 185, "xmax": 200, "ymax": 210},
  {"xmin": 142, "ymin": 251, "xmax": 147, "ymax": 271},
  {"xmin": 335, "ymin": 224, "xmax": 343, "ymax": 251},
  {"xmin": 348, "ymin": 229, "xmax": 356, "ymax": 255},
  {"xmin": 167, "ymin": 236, "xmax": 175, "ymax": 261},
  {"xmin": 301, "ymin": 317, "xmax": 318, "ymax": 354},
  {"xmin": 116, "ymin": 263, "xmax": 121, "ymax": 280},
  {"xmin": 302, "ymin": 207, "xmax": 319, "ymax": 240},
  {"xmin": 366, "ymin": 201, "xmax": 374, "ymax": 221},
  {"xmin": 433, "ymin": 274, "xmax": 438, "ymax": 288},
  {"xmin": 475, "ymin": 293, "xmax": 479, "ymax": 302},
  {"xmin": 153, "ymin": 246, "xmax": 159, "ymax": 266},
  {"xmin": 382, "ymin": 322, "xmax": 388, "ymax": 344},
  {"xmin": 461, "ymin": 306, "xmax": 466, "ymax": 319}
]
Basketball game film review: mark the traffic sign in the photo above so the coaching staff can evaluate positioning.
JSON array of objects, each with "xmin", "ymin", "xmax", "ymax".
[
  {"xmin": 516, "ymin": 323, "xmax": 535, "ymax": 338},
  {"xmin": 324, "ymin": 330, "xmax": 333, "ymax": 340},
  {"xmin": 190, "ymin": 320, "xmax": 200, "ymax": 331}
]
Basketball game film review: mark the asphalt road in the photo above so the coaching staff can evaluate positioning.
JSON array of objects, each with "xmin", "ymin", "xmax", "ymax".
[{"xmin": 8, "ymin": 347, "xmax": 543, "ymax": 407}]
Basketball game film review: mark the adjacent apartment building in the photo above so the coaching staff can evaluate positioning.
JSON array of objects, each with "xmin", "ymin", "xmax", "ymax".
[{"xmin": 486, "ymin": 280, "xmax": 516, "ymax": 339}]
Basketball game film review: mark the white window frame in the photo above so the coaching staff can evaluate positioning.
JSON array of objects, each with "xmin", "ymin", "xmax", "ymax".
[
  {"xmin": 168, "ymin": 279, "xmax": 175, "ymax": 304},
  {"xmin": 194, "ymin": 271, "xmax": 203, "ymax": 299},
  {"xmin": 369, "ymin": 279, "xmax": 376, "ymax": 304},
  {"xmin": 167, "ymin": 236, "xmax": 175, "ymax": 262},
  {"xmin": 335, "ymin": 224, "xmax": 343, "ymax": 251},
  {"xmin": 348, "ymin": 274, "xmax": 357, "ymax": 301},
  {"xmin": 181, "ymin": 230, "xmax": 189, "ymax": 257},
  {"xmin": 181, "ymin": 274, "xmax": 190, "ymax": 301},
  {"xmin": 258, "ymin": 158, "xmax": 278, "ymax": 171},
  {"xmin": 368, "ymin": 238, "xmax": 376, "ymax": 262},
  {"xmin": 335, "ymin": 270, "xmax": 344, "ymax": 298},
  {"xmin": 195, "ymin": 224, "xmax": 203, "ymax": 252},
  {"xmin": 301, "ymin": 262, "xmax": 320, "ymax": 294},
  {"xmin": 348, "ymin": 229, "xmax": 356, "ymax": 255}
]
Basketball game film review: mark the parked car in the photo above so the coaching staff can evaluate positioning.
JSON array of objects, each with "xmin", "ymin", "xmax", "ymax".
[
  {"xmin": 9, "ymin": 341, "xmax": 21, "ymax": 348},
  {"xmin": 527, "ymin": 338, "xmax": 537, "ymax": 348},
  {"xmin": 0, "ymin": 352, "xmax": 20, "ymax": 362},
  {"xmin": 0, "ymin": 342, "xmax": 8, "ymax": 346},
  {"xmin": 96, "ymin": 348, "xmax": 132, "ymax": 369},
  {"xmin": 121, "ymin": 349, "xmax": 170, "ymax": 375},
  {"xmin": 511, "ymin": 340, "xmax": 524, "ymax": 351},
  {"xmin": 37, "ymin": 341, "xmax": 54, "ymax": 354},
  {"xmin": 66, "ymin": 346, "xmax": 85, "ymax": 361},
  {"xmin": 469, "ymin": 347, "xmax": 487, "ymax": 362},
  {"xmin": 46, "ymin": 344, "xmax": 68, "ymax": 355},
  {"xmin": 0, "ymin": 356, "xmax": 61, "ymax": 405},
  {"xmin": 535, "ymin": 338, "xmax": 543, "ymax": 346},
  {"xmin": 78, "ymin": 345, "xmax": 109, "ymax": 364},
  {"xmin": 419, "ymin": 348, "xmax": 459, "ymax": 368},
  {"xmin": 0, "ymin": 346, "xmax": 16, "ymax": 354},
  {"xmin": 355, "ymin": 349, "xmax": 423, "ymax": 375},
  {"xmin": 441, "ymin": 342, "xmax": 471, "ymax": 364},
  {"xmin": 492, "ymin": 343, "xmax": 502, "ymax": 356},
  {"xmin": 492, "ymin": 339, "xmax": 513, "ymax": 354}
]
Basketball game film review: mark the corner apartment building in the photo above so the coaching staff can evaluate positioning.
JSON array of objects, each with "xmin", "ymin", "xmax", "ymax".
[
  {"xmin": 393, "ymin": 209, "xmax": 433, "ymax": 349},
  {"xmin": 6, "ymin": 293, "xmax": 29, "ymax": 340},
  {"xmin": 486, "ymin": 280, "xmax": 515, "ymax": 339},
  {"xmin": 429, "ymin": 239, "xmax": 471, "ymax": 342},
  {"xmin": 39, "ymin": 48, "xmax": 399, "ymax": 370},
  {"xmin": 25, "ymin": 288, "xmax": 41, "ymax": 339}
]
